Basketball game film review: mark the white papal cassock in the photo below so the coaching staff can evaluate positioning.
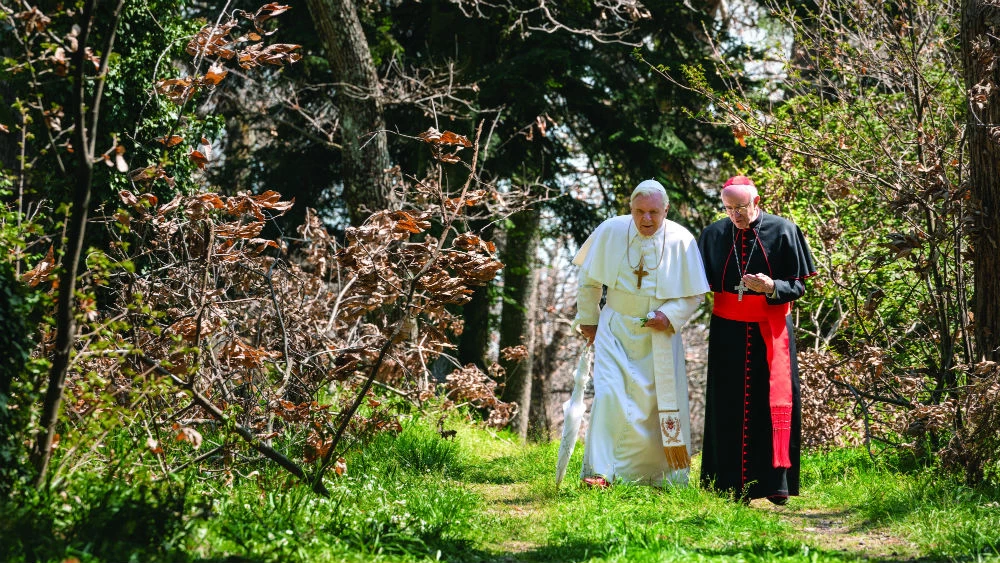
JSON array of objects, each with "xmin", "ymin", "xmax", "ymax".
[{"xmin": 573, "ymin": 215, "xmax": 709, "ymax": 487}]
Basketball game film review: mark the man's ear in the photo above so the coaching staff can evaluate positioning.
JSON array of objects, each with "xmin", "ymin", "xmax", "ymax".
[{"xmin": 753, "ymin": 196, "xmax": 761, "ymax": 205}]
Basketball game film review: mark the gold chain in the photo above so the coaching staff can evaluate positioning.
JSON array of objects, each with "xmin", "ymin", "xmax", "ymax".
[{"xmin": 626, "ymin": 220, "xmax": 667, "ymax": 271}]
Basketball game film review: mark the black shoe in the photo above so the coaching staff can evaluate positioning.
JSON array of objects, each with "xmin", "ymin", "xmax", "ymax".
[{"xmin": 766, "ymin": 495, "xmax": 789, "ymax": 506}]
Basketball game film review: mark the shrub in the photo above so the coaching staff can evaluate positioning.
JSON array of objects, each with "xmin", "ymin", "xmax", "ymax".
[{"xmin": 0, "ymin": 474, "xmax": 188, "ymax": 563}]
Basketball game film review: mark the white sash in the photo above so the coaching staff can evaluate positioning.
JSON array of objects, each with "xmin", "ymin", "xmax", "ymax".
[{"xmin": 605, "ymin": 290, "xmax": 690, "ymax": 470}]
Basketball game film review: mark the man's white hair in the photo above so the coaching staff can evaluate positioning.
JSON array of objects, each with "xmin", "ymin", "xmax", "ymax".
[{"xmin": 630, "ymin": 179, "xmax": 669, "ymax": 206}]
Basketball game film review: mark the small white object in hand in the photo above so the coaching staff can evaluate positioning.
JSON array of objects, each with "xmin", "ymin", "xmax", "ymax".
[{"xmin": 642, "ymin": 311, "xmax": 655, "ymax": 327}]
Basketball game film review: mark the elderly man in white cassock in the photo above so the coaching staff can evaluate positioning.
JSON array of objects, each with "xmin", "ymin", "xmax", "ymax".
[{"xmin": 572, "ymin": 179, "xmax": 710, "ymax": 488}]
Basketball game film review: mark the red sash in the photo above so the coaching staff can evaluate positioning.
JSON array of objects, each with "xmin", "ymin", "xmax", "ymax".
[{"xmin": 713, "ymin": 291, "xmax": 793, "ymax": 469}]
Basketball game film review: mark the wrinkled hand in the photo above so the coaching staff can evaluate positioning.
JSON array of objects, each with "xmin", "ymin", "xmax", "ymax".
[
  {"xmin": 742, "ymin": 273, "xmax": 775, "ymax": 295},
  {"xmin": 643, "ymin": 311, "xmax": 672, "ymax": 332},
  {"xmin": 579, "ymin": 324, "xmax": 597, "ymax": 346}
]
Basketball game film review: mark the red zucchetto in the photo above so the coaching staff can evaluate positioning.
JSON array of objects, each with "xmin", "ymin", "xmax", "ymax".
[{"xmin": 723, "ymin": 175, "xmax": 754, "ymax": 188}]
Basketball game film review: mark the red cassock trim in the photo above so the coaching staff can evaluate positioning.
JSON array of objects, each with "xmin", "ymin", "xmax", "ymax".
[
  {"xmin": 741, "ymin": 323, "xmax": 751, "ymax": 485},
  {"xmin": 713, "ymin": 292, "xmax": 794, "ymax": 469}
]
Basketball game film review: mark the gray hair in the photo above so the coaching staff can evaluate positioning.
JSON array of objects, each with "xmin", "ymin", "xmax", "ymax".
[
  {"xmin": 630, "ymin": 179, "xmax": 669, "ymax": 206},
  {"xmin": 721, "ymin": 176, "xmax": 759, "ymax": 200}
]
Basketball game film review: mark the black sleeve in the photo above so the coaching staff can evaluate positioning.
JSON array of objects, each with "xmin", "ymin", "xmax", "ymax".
[
  {"xmin": 766, "ymin": 220, "xmax": 816, "ymax": 304},
  {"xmin": 697, "ymin": 223, "xmax": 720, "ymax": 292},
  {"xmin": 767, "ymin": 278, "xmax": 806, "ymax": 305}
]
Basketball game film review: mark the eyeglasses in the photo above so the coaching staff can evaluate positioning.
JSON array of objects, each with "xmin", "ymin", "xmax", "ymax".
[{"xmin": 723, "ymin": 203, "xmax": 753, "ymax": 217}]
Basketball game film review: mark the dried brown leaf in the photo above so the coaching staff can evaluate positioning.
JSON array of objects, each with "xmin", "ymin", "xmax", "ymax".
[
  {"xmin": 156, "ymin": 135, "xmax": 184, "ymax": 147},
  {"xmin": 155, "ymin": 77, "xmax": 197, "ymax": 104},
  {"xmin": 119, "ymin": 190, "xmax": 138, "ymax": 206},
  {"xmin": 216, "ymin": 221, "xmax": 264, "ymax": 239},
  {"xmin": 158, "ymin": 194, "xmax": 183, "ymax": 216},
  {"xmin": 189, "ymin": 149, "xmax": 209, "ymax": 169},
  {"xmin": 248, "ymin": 238, "xmax": 280, "ymax": 254},
  {"xmin": 174, "ymin": 424, "xmax": 203, "ymax": 449},
  {"xmin": 732, "ymin": 122, "xmax": 748, "ymax": 147},
  {"xmin": 203, "ymin": 63, "xmax": 229, "ymax": 86},
  {"xmin": 221, "ymin": 338, "xmax": 278, "ymax": 369},
  {"xmin": 15, "ymin": 7, "xmax": 50, "ymax": 34},
  {"xmin": 22, "ymin": 246, "xmax": 55, "ymax": 287}
]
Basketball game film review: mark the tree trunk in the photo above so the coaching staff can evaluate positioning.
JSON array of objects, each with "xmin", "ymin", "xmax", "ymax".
[
  {"xmin": 962, "ymin": 0, "xmax": 1000, "ymax": 362},
  {"xmin": 0, "ymin": 95, "xmax": 15, "ymax": 174},
  {"xmin": 306, "ymin": 0, "xmax": 392, "ymax": 226},
  {"xmin": 458, "ymin": 219, "xmax": 495, "ymax": 370},
  {"xmin": 528, "ymin": 268, "xmax": 559, "ymax": 441},
  {"xmin": 31, "ymin": 0, "xmax": 125, "ymax": 486},
  {"xmin": 498, "ymin": 208, "xmax": 540, "ymax": 441},
  {"xmin": 225, "ymin": 116, "xmax": 256, "ymax": 192},
  {"xmin": 528, "ymin": 361, "xmax": 551, "ymax": 440},
  {"xmin": 458, "ymin": 284, "xmax": 492, "ymax": 370}
]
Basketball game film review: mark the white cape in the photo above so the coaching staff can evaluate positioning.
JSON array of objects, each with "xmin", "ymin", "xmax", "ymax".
[{"xmin": 573, "ymin": 215, "xmax": 709, "ymax": 301}]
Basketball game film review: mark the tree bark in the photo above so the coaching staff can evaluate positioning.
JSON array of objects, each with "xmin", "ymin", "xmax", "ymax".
[
  {"xmin": 306, "ymin": 0, "xmax": 392, "ymax": 226},
  {"xmin": 0, "ymin": 93, "xmax": 15, "ymax": 174},
  {"xmin": 498, "ymin": 207, "xmax": 540, "ymax": 441},
  {"xmin": 458, "ymin": 219, "xmax": 495, "ymax": 370},
  {"xmin": 528, "ymin": 362, "xmax": 551, "ymax": 440},
  {"xmin": 528, "ymin": 242, "xmax": 571, "ymax": 442},
  {"xmin": 528, "ymin": 267, "xmax": 556, "ymax": 441},
  {"xmin": 962, "ymin": 0, "xmax": 1000, "ymax": 362},
  {"xmin": 225, "ymin": 115, "xmax": 256, "ymax": 192},
  {"xmin": 458, "ymin": 284, "xmax": 492, "ymax": 370}
]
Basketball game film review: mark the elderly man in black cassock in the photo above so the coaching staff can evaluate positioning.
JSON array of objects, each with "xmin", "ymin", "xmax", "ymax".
[{"xmin": 697, "ymin": 175, "xmax": 817, "ymax": 505}]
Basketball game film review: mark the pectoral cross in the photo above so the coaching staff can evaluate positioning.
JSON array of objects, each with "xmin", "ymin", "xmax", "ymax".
[
  {"xmin": 734, "ymin": 280, "xmax": 748, "ymax": 301},
  {"xmin": 633, "ymin": 257, "xmax": 648, "ymax": 289}
]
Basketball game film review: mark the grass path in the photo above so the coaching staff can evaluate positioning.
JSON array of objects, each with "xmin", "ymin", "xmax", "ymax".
[
  {"xmin": 470, "ymin": 481, "xmax": 920, "ymax": 562},
  {"xmin": 432, "ymin": 426, "xmax": 1000, "ymax": 562},
  {"xmin": 752, "ymin": 501, "xmax": 919, "ymax": 561},
  {"xmin": 474, "ymin": 483, "xmax": 549, "ymax": 556}
]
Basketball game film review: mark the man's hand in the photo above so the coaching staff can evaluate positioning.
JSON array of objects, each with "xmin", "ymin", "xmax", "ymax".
[
  {"xmin": 579, "ymin": 324, "xmax": 597, "ymax": 346},
  {"xmin": 742, "ymin": 273, "xmax": 775, "ymax": 295},
  {"xmin": 643, "ymin": 311, "xmax": 672, "ymax": 332}
]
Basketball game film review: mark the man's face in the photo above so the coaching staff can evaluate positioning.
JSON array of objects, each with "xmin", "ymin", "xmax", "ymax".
[
  {"xmin": 630, "ymin": 192, "xmax": 667, "ymax": 237},
  {"xmin": 721, "ymin": 191, "xmax": 759, "ymax": 230}
]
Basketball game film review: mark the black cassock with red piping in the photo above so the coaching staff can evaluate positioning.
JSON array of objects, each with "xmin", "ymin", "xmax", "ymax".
[{"xmin": 697, "ymin": 211, "xmax": 817, "ymax": 502}]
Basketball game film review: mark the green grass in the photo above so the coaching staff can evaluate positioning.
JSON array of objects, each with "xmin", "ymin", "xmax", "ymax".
[
  {"xmin": 456, "ymin": 437, "xmax": 854, "ymax": 563},
  {"xmin": 2, "ymin": 418, "xmax": 999, "ymax": 562},
  {"xmin": 797, "ymin": 448, "xmax": 1000, "ymax": 560}
]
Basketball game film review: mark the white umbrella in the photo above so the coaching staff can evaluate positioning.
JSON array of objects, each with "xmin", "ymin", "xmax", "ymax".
[{"xmin": 555, "ymin": 347, "xmax": 592, "ymax": 488}]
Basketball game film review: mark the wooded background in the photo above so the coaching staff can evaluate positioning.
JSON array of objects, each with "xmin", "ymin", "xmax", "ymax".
[{"xmin": 1, "ymin": 0, "xmax": 999, "ymax": 498}]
